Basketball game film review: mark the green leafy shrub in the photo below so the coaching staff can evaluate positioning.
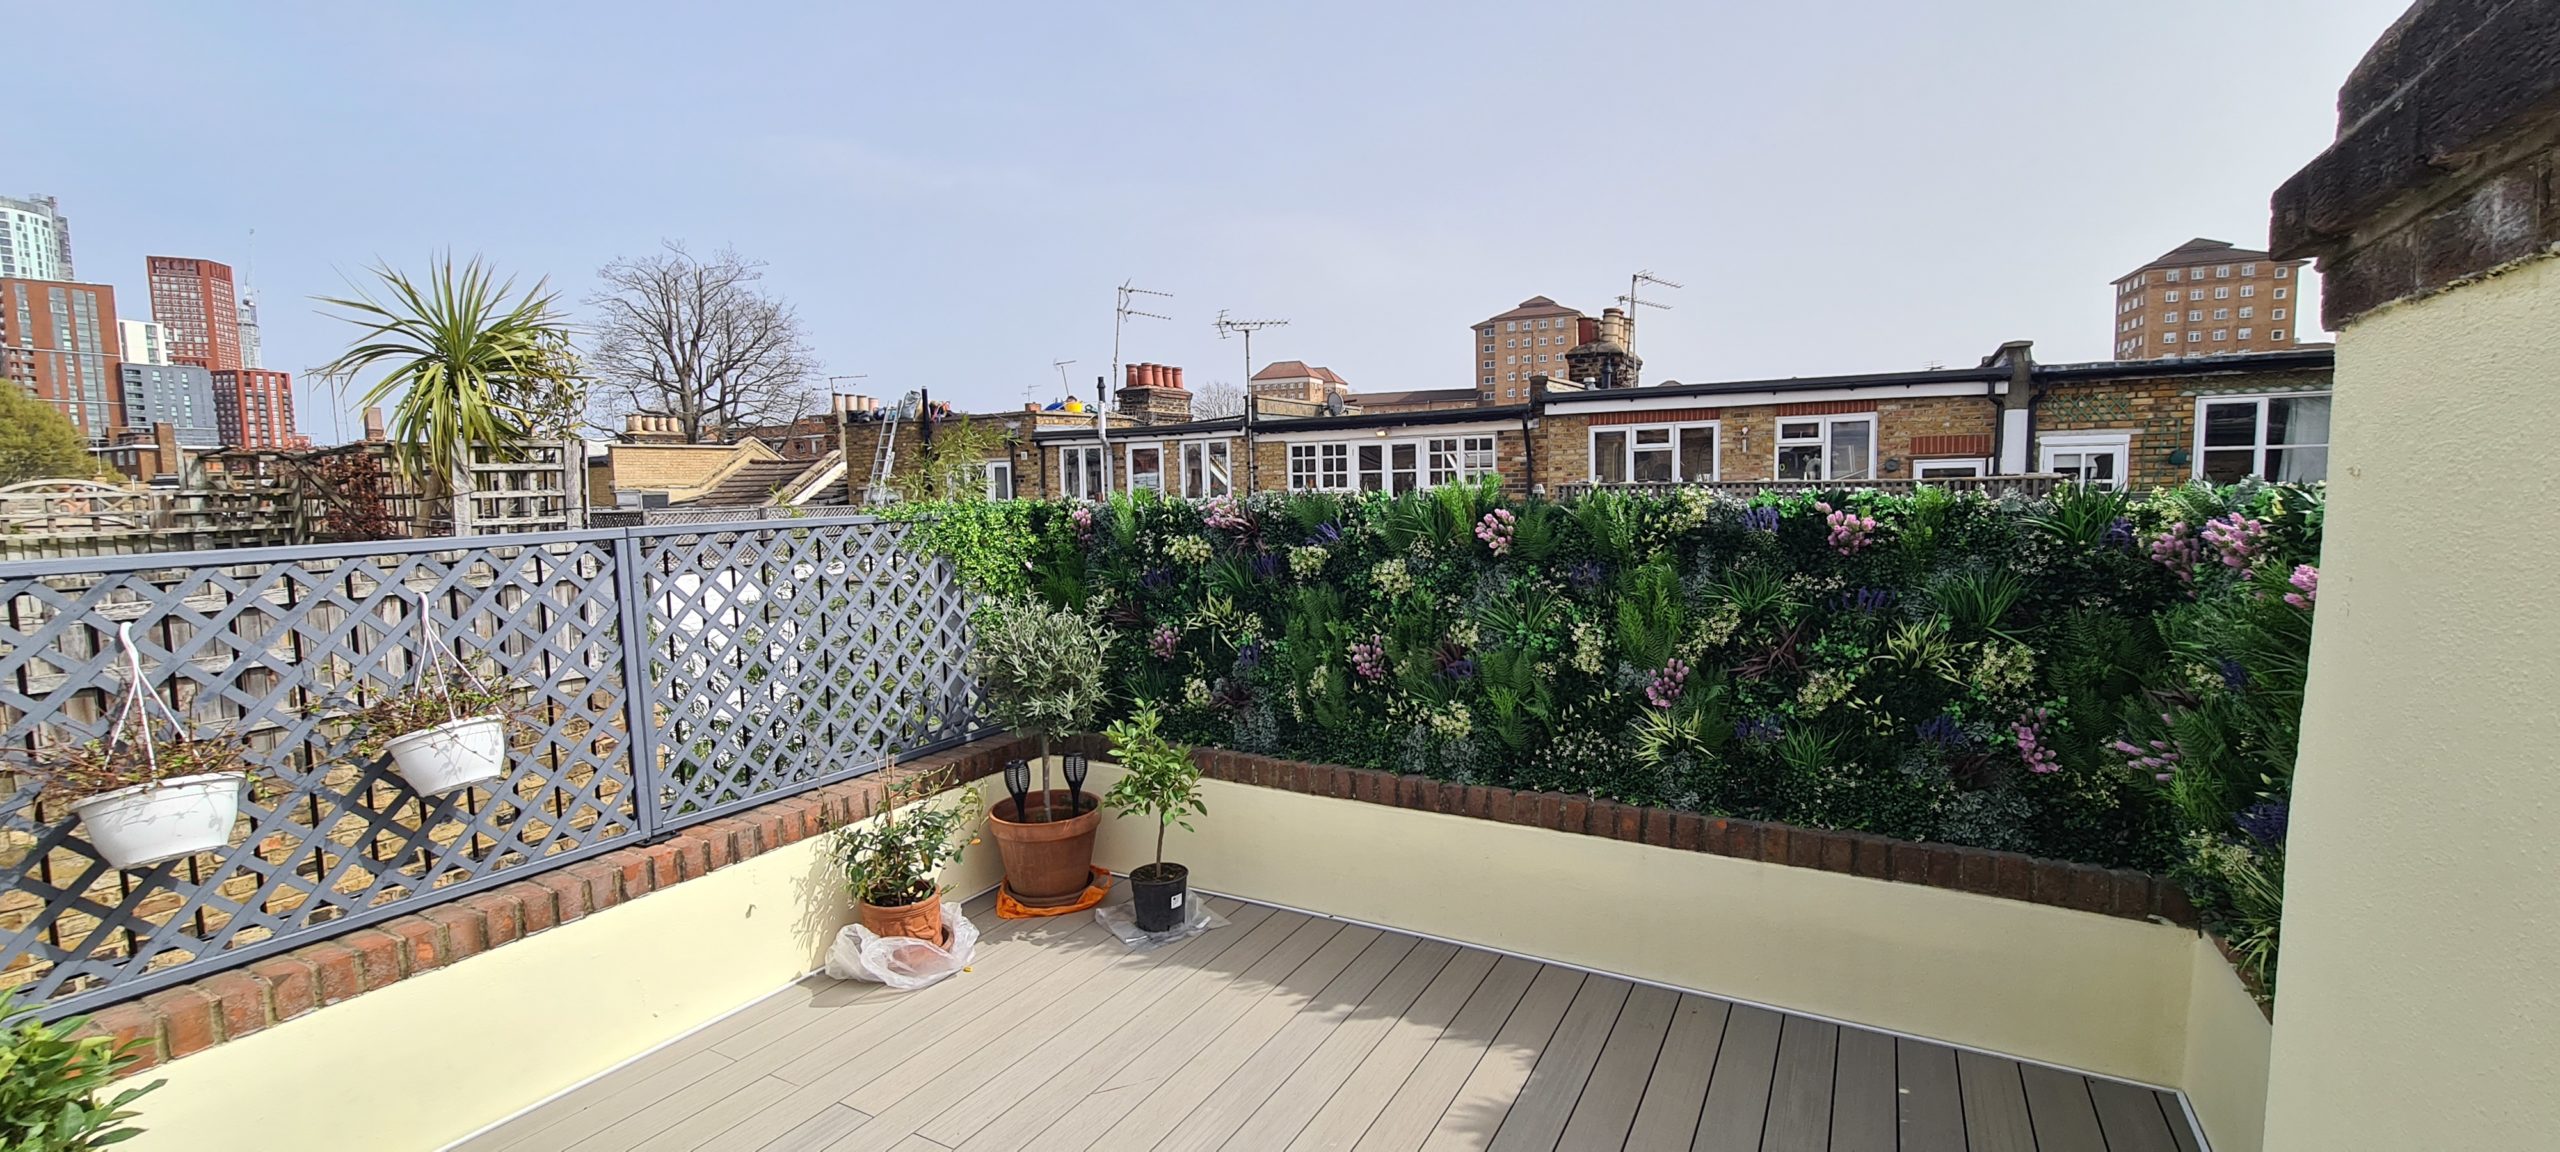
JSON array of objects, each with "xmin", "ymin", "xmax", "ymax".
[
  {"xmin": 1101, "ymin": 702, "xmax": 1207, "ymax": 876},
  {"xmin": 0, "ymin": 988, "xmax": 161, "ymax": 1150},
  {"xmin": 916, "ymin": 480, "xmax": 2316, "ymax": 996},
  {"xmin": 828, "ymin": 766, "xmax": 981, "ymax": 907}
]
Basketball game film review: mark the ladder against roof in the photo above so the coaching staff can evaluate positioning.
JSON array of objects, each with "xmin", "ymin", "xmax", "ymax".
[{"xmin": 863, "ymin": 391, "xmax": 919, "ymax": 504}]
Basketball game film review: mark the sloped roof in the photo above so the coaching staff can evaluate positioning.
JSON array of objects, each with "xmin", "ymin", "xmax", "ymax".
[
  {"xmin": 2138, "ymin": 238, "xmax": 2279, "ymax": 269},
  {"xmin": 1250, "ymin": 360, "xmax": 1348, "ymax": 384},
  {"xmin": 1476, "ymin": 295, "xmax": 1585, "ymax": 325},
  {"xmin": 695, "ymin": 457, "xmax": 814, "ymax": 507}
]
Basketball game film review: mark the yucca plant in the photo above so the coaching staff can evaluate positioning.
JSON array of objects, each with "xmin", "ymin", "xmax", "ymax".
[{"xmin": 315, "ymin": 256, "xmax": 575, "ymax": 503}]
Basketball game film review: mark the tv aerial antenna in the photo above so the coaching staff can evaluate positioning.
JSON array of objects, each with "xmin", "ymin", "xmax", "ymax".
[
  {"xmin": 1048, "ymin": 359, "xmax": 1074, "ymax": 408},
  {"xmin": 1215, "ymin": 310, "xmax": 1290, "ymax": 489},
  {"xmin": 1617, "ymin": 269, "xmax": 1682, "ymax": 351},
  {"xmin": 1111, "ymin": 281, "xmax": 1172, "ymax": 408}
]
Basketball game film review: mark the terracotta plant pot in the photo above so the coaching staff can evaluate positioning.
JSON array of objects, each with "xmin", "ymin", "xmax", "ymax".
[
  {"xmin": 856, "ymin": 890, "xmax": 947, "ymax": 945},
  {"xmin": 1130, "ymin": 861, "xmax": 1190, "ymax": 934},
  {"xmin": 987, "ymin": 789, "xmax": 1101, "ymax": 908}
]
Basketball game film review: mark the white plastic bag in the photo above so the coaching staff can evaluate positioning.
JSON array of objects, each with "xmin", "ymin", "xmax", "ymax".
[
  {"xmin": 823, "ymin": 903, "xmax": 979, "ymax": 990},
  {"xmin": 1094, "ymin": 898, "xmax": 1228, "ymax": 951}
]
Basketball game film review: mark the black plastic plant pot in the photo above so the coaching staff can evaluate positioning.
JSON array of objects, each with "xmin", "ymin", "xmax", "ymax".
[{"xmin": 1130, "ymin": 862, "xmax": 1190, "ymax": 933}]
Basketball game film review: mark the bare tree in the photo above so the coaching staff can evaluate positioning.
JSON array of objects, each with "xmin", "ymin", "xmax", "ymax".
[
  {"xmin": 585, "ymin": 242, "xmax": 820, "ymax": 442},
  {"xmin": 1191, "ymin": 379, "xmax": 1249, "ymax": 420}
]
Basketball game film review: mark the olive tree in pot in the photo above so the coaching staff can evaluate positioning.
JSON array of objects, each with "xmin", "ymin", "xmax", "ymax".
[
  {"xmin": 967, "ymin": 596, "xmax": 1112, "ymax": 908},
  {"xmin": 1101, "ymin": 703, "xmax": 1206, "ymax": 933},
  {"xmin": 828, "ymin": 765, "xmax": 982, "ymax": 946}
]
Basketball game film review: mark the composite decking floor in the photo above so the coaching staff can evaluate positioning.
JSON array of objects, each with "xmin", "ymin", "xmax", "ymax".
[{"xmin": 455, "ymin": 888, "xmax": 2205, "ymax": 1152}]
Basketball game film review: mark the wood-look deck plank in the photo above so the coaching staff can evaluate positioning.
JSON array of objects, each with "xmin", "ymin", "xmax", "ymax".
[
  {"xmin": 1091, "ymin": 930, "xmax": 1414, "ymax": 1152},
  {"xmin": 1346, "ymin": 953, "xmax": 1545, "ymax": 1152},
  {"xmin": 477, "ymin": 893, "xmax": 2205, "ymax": 1152},
  {"xmin": 1218, "ymin": 939, "xmax": 1462, "ymax": 1152},
  {"xmin": 2156, "ymin": 1090, "xmax": 2204, "ymax": 1152},
  {"xmin": 1487, "ymin": 974, "xmax": 1636, "ymax": 1152},
  {"xmin": 580, "ymin": 916, "xmax": 1109, "ymax": 1150},
  {"xmin": 1020, "ymin": 919, "xmax": 1370, "ymax": 1152},
  {"xmin": 1759, "ymin": 1013, "xmax": 1839, "ymax": 1152},
  {"xmin": 1621, "ymin": 995, "xmax": 1727, "ymax": 1152},
  {"xmin": 1956, "ymin": 1049, "xmax": 2035, "ymax": 1152},
  {"xmin": 1409, "ymin": 963, "xmax": 1585, "ymax": 1152},
  {"xmin": 1281, "ymin": 947, "xmax": 1501, "ymax": 1152},
  {"xmin": 935, "ymin": 910, "xmax": 1326, "ymax": 1152},
  {"xmin": 2086, "ymin": 1078, "xmax": 2182, "ymax": 1152},
  {"xmin": 1827, "ymin": 1028, "xmax": 1897, "ymax": 1152},
  {"xmin": 756, "ymin": 1103, "xmax": 872, "ymax": 1152},
  {"xmin": 461, "ymin": 1049, "xmax": 731, "ymax": 1152},
  {"xmin": 1895, "ymin": 1039, "xmax": 1966, "ymax": 1152},
  {"xmin": 2019, "ymin": 1064, "xmax": 2108, "ymax": 1152},
  {"xmin": 1550, "ymin": 982, "xmax": 1677, "ymax": 1152},
  {"xmin": 827, "ymin": 900, "xmax": 1275, "ymax": 1149},
  {"xmin": 1690, "ymin": 1003, "xmax": 1781, "ymax": 1152}
]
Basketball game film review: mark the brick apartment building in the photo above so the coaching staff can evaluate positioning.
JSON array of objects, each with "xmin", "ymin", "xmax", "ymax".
[
  {"xmin": 0, "ymin": 276, "xmax": 124, "ymax": 442},
  {"xmin": 1474, "ymin": 296, "xmax": 1587, "ymax": 404},
  {"xmin": 148, "ymin": 256, "xmax": 243, "ymax": 371},
  {"xmin": 2110, "ymin": 239, "xmax": 2310, "ymax": 360},
  {"xmin": 212, "ymin": 367, "xmax": 299, "ymax": 449}
]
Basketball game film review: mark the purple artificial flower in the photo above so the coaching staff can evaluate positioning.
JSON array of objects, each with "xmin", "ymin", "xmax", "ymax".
[
  {"xmin": 2235, "ymin": 801, "xmax": 2289, "ymax": 847},
  {"xmin": 1140, "ymin": 566, "xmax": 1174, "ymax": 592},
  {"xmin": 1567, "ymin": 561, "xmax": 1607, "ymax": 594},
  {"xmin": 2218, "ymin": 657, "xmax": 2249, "ymax": 691},
  {"xmin": 1916, "ymin": 714, "xmax": 1972, "ymax": 750},
  {"xmin": 2283, "ymin": 563, "xmax": 2318, "ymax": 610},
  {"xmin": 1311, "ymin": 521, "xmax": 1342, "ymax": 546},
  {"xmin": 1734, "ymin": 716, "xmax": 1784, "ymax": 744},
  {"xmin": 2102, "ymin": 517, "xmax": 2136, "ymax": 551},
  {"xmin": 1251, "ymin": 551, "xmax": 1284, "ymax": 580},
  {"xmin": 1741, "ymin": 507, "xmax": 1782, "ymax": 534},
  {"xmin": 1234, "ymin": 641, "xmax": 1262, "ymax": 673}
]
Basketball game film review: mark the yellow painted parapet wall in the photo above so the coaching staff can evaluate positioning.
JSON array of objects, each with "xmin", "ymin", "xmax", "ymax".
[
  {"xmin": 2261, "ymin": 254, "xmax": 2560, "ymax": 1151},
  {"xmin": 110, "ymin": 759, "xmax": 2268, "ymax": 1152},
  {"xmin": 110, "ymin": 797, "xmax": 1003, "ymax": 1152}
]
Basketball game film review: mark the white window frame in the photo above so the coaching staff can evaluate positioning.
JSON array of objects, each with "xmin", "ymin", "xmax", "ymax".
[
  {"xmin": 983, "ymin": 459, "xmax": 1013, "ymax": 500},
  {"xmin": 1059, "ymin": 445, "xmax": 1106, "ymax": 500},
  {"xmin": 1287, "ymin": 442, "xmax": 1354, "ymax": 491},
  {"xmin": 1180, "ymin": 439, "xmax": 1232, "ymax": 498},
  {"xmin": 2193, "ymin": 392, "xmax": 2330, "ymax": 484},
  {"xmin": 1774, "ymin": 413, "xmax": 1876, "ymax": 481},
  {"xmin": 1913, "ymin": 458, "xmax": 1987, "ymax": 479},
  {"xmin": 2039, "ymin": 431, "xmax": 2133, "ymax": 490},
  {"xmin": 1587, "ymin": 420, "xmax": 1719, "ymax": 485},
  {"xmin": 1125, "ymin": 442, "xmax": 1165, "ymax": 493},
  {"xmin": 1292, "ymin": 436, "xmax": 1495, "ymax": 492}
]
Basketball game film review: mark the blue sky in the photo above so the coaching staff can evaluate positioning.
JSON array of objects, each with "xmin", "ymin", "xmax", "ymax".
[{"xmin": 19, "ymin": 1, "xmax": 2410, "ymax": 441}]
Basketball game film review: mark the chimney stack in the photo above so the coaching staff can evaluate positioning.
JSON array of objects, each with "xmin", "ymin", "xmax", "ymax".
[{"xmin": 362, "ymin": 407, "xmax": 387, "ymax": 442}]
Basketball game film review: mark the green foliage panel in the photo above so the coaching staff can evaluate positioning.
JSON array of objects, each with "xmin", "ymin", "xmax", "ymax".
[{"xmin": 911, "ymin": 480, "xmax": 2316, "ymax": 995}]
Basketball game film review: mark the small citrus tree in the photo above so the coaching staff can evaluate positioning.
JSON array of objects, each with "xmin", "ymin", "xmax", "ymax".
[{"xmin": 1101, "ymin": 702, "xmax": 1205, "ymax": 877}]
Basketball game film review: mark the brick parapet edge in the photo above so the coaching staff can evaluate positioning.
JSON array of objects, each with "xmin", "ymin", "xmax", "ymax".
[
  {"xmin": 1165, "ymin": 741, "xmax": 2203, "ymax": 930},
  {"xmin": 74, "ymin": 734, "xmax": 1041, "ymax": 1073}
]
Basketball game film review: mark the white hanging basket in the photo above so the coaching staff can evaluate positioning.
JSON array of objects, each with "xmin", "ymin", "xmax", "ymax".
[
  {"xmin": 383, "ymin": 715, "xmax": 508, "ymax": 796},
  {"xmin": 69, "ymin": 772, "xmax": 247, "ymax": 871}
]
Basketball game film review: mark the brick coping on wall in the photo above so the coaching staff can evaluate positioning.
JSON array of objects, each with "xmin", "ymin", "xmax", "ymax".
[
  {"xmin": 74, "ymin": 732, "xmax": 2238, "ymax": 1070},
  {"xmin": 71, "ymin": 734, "xmax": 1040, "ymax": 1073}
]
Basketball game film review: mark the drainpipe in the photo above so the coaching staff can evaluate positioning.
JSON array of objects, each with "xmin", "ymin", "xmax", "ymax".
[{"xmin": 1523, "ymin": 375, "xmax": 1543, "ymax": 498}]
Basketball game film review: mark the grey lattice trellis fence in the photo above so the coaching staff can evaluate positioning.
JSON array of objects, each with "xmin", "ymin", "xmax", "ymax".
[{"xmin": 0, "ymin": 514, "xmax": 981, "ymax": 1018}]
